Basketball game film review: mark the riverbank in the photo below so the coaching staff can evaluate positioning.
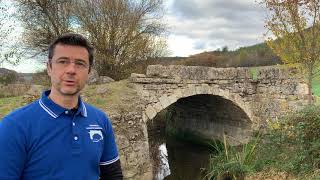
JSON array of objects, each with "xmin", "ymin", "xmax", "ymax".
[{"xmin": 204, "ymin": 103, "xmax": 320, "ymax": 180}]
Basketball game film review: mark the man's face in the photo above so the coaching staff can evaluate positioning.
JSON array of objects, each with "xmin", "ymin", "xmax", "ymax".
[{"xmin": 47, "ymin": 44, "xmax": 90, "ymax": 97}]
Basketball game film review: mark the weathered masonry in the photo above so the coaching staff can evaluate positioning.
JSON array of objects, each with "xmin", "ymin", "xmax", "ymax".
[{"xmin": 119, "ymin": 65, "xmax": 309, "ymax": 179}]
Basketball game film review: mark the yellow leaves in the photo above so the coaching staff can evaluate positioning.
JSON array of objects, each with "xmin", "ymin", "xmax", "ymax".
[{"xmin": 266, "ymin": 118, "xmax": 281, "ymax": 130}]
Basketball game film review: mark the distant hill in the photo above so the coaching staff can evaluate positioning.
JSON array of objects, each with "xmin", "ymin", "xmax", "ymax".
[
  {"xmin": 170, "ymin": 42, "xmax": 282, "ymax": 68},
  {"xmin": 114, "ymin": 41, "xmax": 282, "ymax": 79},
  {"xmin": 0, "ymin": 68, "xmax": 17, "ymax": 76},
  {"xmin": 0, "ymin": 68, "xmax": 35, "ymax": 84}
]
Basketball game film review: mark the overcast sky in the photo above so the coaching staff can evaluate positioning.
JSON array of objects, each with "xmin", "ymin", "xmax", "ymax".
[
  {"xmin": 3, "ymin": 0, "xmax": 267, "ymax": 73},
  {"xmin": 166, "ymin": 0, "xmax": 266, "ymax": 56}
]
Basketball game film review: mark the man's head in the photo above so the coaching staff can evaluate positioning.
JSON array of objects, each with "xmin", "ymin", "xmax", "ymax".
[
  {"xmin": 47, "ymin": 33, "xmax": 94, "ymax": 98},
  {"xmin": 48, "ymin": 33, "xmax": 94, "ymax": 72}
]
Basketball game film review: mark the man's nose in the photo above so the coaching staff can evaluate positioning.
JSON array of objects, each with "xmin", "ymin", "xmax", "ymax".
[{"xmin": 65, "ymin": 62, "xmax": 77, "ymax": 74}]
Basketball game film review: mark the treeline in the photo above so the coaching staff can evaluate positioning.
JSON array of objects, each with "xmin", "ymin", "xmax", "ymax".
[
  {"xmin": 172, "ymin": 43, "xmax": 281, "ymax": 68},
  {"xmin": 129, "ymin": 42, "xmax": 282, "ymax": 76},
  {"xmin": 11, "ymin": 0, "xmax": 168, "ymax": 80}
]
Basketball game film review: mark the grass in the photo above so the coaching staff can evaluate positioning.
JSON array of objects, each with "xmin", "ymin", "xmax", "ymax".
[
  {"xmin": 312, "ymin": 76, "xmax": 320, "ymax": 97},
  {"xmin": 83, "ymin": 80, "xmax": 141, "ymax": 115},
  {"xmin": 204, "ymin": 134, "xmax": 261, "ymax": 180},
  {"xmin": 0, "ymin": 80, "xmax": 141, "ymax": 119},
  {"xmin": 0, "ymin": 96, "xmax": 24, "ymax": 119},
  {"xmin": 249, "ymin": 67, "xmax": 258, "ymax": 81}
]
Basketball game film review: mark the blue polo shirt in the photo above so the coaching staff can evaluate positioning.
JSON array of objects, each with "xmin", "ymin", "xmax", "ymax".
[{"xmin": 0, "ymin": 90, "xmax": 119, "ymax": 180}]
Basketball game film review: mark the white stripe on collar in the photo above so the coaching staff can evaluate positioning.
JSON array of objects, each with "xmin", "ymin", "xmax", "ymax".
[
  {"xmin": 82, "ymin": 101, "xmax": 87, "ymax": 117},
  {"xmin": 39, "ymin": 99, "xmax": 58, "ymax": 118}
]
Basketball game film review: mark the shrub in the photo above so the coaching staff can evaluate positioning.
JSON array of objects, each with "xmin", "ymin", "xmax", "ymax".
[
  {"xmin": 31, "ymin": 70, "xmax": 50, "ymax": 87},
  {"xmin": 205, "ymin": 105, "xmax": 320, "ymax": 179},
  {"xmin": 256, "ymin": 105, "xmax": 320, "ymax": 175},
  {"xmin": 204, "ymin": 134, "xmax": 261, "ymax": 180},
  {"xmin": 0, "ymin": 71, "xmax": 18, "ymax": 85}
]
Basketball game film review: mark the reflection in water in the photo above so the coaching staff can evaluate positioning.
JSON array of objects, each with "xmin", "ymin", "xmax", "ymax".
[
  {"xmin": 155, "ymin": 136, "xmax": 211, "ymax": 180},
  {"xmin": 155, "ymin": 144, "xmax": 170, "ymax": 180}
]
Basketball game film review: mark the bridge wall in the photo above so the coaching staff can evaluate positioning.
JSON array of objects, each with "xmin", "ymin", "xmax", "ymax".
[
  {"xmin": 125, "ymin": 65, "xmax": 309, "ymax": 179},
  {"xmin": 131, "ymin": 65, "xmax": 309, "ymax": 127}
]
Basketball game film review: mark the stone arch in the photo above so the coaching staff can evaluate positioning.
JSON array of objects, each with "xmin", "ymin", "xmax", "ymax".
[{"xmin": 143, "ymin": 84, "xmax": 254, "ymax": 125}]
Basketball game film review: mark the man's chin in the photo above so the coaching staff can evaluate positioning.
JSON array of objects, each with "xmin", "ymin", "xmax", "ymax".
[{"xmin": 60, "ymin": 88, "xmax": 80, "ymax": 96}]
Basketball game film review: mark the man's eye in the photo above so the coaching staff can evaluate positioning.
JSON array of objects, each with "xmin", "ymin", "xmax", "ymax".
[{"xmin": 75, "ymin": 61, "xmax": 87, "ymax": 67}]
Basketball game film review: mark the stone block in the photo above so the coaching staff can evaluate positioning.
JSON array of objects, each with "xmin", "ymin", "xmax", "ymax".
[
  {"xmin": 167, "ymin": 95, "xmax": 178, "ymax": 105},
  {"xmin": 145, "ymin": 106, "xmax": 157, "ymax": 120},
  {"xmin": 159, "ymin": 95, "xmax": 171, "ymax": 109},
  {"xmin": 172, "ymin": 89, "xmax": 184, "ymax": 99},
  {"xmin": 296, "ymin": 83, "xmax": 308, "ymax": 95},
  {"xmin": 153, "ymin": 102, "xmax": 163, "ymax": 113},
  {"xmin": 130, "ymin": 73, "xmax": 146, "ymax": 78}
]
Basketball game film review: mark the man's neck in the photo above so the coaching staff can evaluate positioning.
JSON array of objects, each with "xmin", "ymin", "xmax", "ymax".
[{"xmin": 48, "ymin": 90, "xmax": 79, "ymax": 109}]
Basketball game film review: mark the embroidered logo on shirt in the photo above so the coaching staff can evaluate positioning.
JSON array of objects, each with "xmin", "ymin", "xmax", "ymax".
[{"xmin": 86, "ymin": 125, "xmax": 103, "ymax": 143}]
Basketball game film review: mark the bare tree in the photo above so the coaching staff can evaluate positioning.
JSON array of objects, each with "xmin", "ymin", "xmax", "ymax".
[
  {"xmin": 0, "ymin": 0, "xmax": 20, "ymax": 66},
  {"xmin": 15, "ymin": 0, "xmax": 74, "ymax": 55},
  {"xmin": 73, "ymin": 0, "xmax": 167, "ymax": 78}
]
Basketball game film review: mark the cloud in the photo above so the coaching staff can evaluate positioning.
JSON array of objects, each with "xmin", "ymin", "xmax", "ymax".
[{"xmin": 166, "ymin": 0, "xmax": 267, "ymax": 56}]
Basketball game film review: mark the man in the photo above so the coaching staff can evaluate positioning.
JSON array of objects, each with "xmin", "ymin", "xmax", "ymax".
[{"xmin": 0, "ymin": 33, "xmax": 123, "ymax": 180}]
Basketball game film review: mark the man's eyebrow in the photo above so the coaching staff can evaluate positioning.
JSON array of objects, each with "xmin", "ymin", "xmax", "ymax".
[
  {"xmin": 56, "ymin": 57, "xmax": 69, "ymax": 60},
  {"xmin": 56, "ymin": 57, "xmax": 87, "ymax": 62}
]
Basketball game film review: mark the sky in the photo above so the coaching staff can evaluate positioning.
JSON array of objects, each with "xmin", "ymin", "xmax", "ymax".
[
  {"xmin": 165, "ymin": 0, "xmax": 266, "ymax": 56},
  {"xmin": 2, "ymin": 0, "xmax": 267, "ymax": 73}
]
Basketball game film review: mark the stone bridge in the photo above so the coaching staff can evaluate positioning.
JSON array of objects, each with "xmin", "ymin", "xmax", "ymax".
[{"xmin": 118, "ymin": 65, "xmax": 309, "ymax": 179}]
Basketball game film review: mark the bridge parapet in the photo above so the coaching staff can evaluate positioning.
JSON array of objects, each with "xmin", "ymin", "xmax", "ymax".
[{"xmin": 142, "ymin": 65, "xmax": 304, "ymax": 81}]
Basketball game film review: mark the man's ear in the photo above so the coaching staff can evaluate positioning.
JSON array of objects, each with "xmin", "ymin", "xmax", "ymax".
[{"xmin": 47, "ymin": 61, "xmax": 52, "ymax": 76}]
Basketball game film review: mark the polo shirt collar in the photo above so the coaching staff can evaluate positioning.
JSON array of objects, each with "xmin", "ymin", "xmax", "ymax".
[{"xmin": 39, "ymin": 90, "xmax": 88, "ymax": 118}]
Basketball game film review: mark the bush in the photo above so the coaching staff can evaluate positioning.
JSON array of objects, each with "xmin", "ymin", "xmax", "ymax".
[
  {"xmin": 256, "ymin": 105, "xmax": 320, "ymax": 176},
  {"xmin": 0, "ymin": 71, "xmax": 18, "ymax": 85},
  {"xmin": 204, "ymin": 134, "xmax": 261, "ymax": 180},
  {"xmin": 31, "ymin": 70, "xmax": 50, "ymax": 87},
  {"xmin": 205, "ymin": 105, "xmax": 320, "ymax": 179},
  {"xmin": 0, "ymin": 84, "xmax": 31, "ymax": 98}
]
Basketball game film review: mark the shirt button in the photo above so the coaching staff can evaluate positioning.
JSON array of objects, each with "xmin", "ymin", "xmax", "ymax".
[
  {"xmin": 74, "ymin": 136, "xmax": 78, "ymax": 141},
  {"xmin": 65, "ymin": 111, "xmax": 69, "ymax": 114},
  {"xmin": 72, "ymin": 122, "xmax": 75, "ymax": 126}
]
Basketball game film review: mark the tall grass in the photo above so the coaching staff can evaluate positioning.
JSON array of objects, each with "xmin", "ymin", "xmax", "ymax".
[{"xmin": 204, "ymin": 134, "xmax": 261, "ymax": 180}]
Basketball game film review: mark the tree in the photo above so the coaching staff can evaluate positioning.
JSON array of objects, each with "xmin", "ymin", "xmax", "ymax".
[
  {"xmin": 222, "ymin": 46, "xmax": 229, "ymax": 53},
  {"xmin": 0, "ymin": 0, "xmax": 20, "ymax": 66},
  {"xmin": 263, "ymin": 0, "xmax": 320, "ymax": 104},
  {"xmin": 15, "ymin": 0, "xmax": 74, "ymax": 55},
  {"xmin": 72, "ymin": 0, "xmax": 167, "ymax": 79},
  {"xmin": 14, "ymin": 0, "xmax": 168, "ymax": 79}
]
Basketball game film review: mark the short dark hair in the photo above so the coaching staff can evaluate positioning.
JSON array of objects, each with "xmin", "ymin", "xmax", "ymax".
[{"xmin": 48, "ymin": 33, "xmax": 94, "ymax": 71}]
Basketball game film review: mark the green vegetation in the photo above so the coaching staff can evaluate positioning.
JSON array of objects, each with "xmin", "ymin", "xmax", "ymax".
[
  {"xmin": 0, "ymin": 96, "xmax": 24, "ymax": 119},
  {"xmin": 84, "ymin": 80, "xmax": 140, "ymax": 115},
  {"xmin": 249, "ymin": 68, "xmax": 258, "ymax": 81},
  {"xmin": 204, "ymin": 134, "xmax": 261, "ymax": 180},
  {"xmin": 0, "ymin": 80, "xmax": 140, "ymax": 120},
  {"xmin": 205, "ymin": 105, "xmax": 320, "ymax": 179},
  {"xmin": 0, "ymin": 71, "xmax": 18, "ymax": 85},
  {"xmin": 312, "ymin": 76, "xmax": 320, "ymax": 97}
]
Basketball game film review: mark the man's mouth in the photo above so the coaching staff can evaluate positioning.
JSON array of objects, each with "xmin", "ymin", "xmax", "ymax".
[{"xmin": 64, "ymin": 80, "xmax": 76, "ymax": 86}]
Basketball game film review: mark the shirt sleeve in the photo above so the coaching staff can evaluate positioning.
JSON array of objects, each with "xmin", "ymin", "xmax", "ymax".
[
  {"xmin": 0, "ymin": 117, "xmax": 27, "ymax": 180},
  {"xmin": 99, "ymin": 115, "xmax": 120, "ymax": 166}
]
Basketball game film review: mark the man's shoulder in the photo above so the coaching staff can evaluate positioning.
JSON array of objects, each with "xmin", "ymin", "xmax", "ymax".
[
  {"xmin": 3, "ymin": 100, "xmax": 40, "ymax": 122},
  {"xmin": 84, "ymin": 102, "xmax": 107, "ymax": 116}
]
